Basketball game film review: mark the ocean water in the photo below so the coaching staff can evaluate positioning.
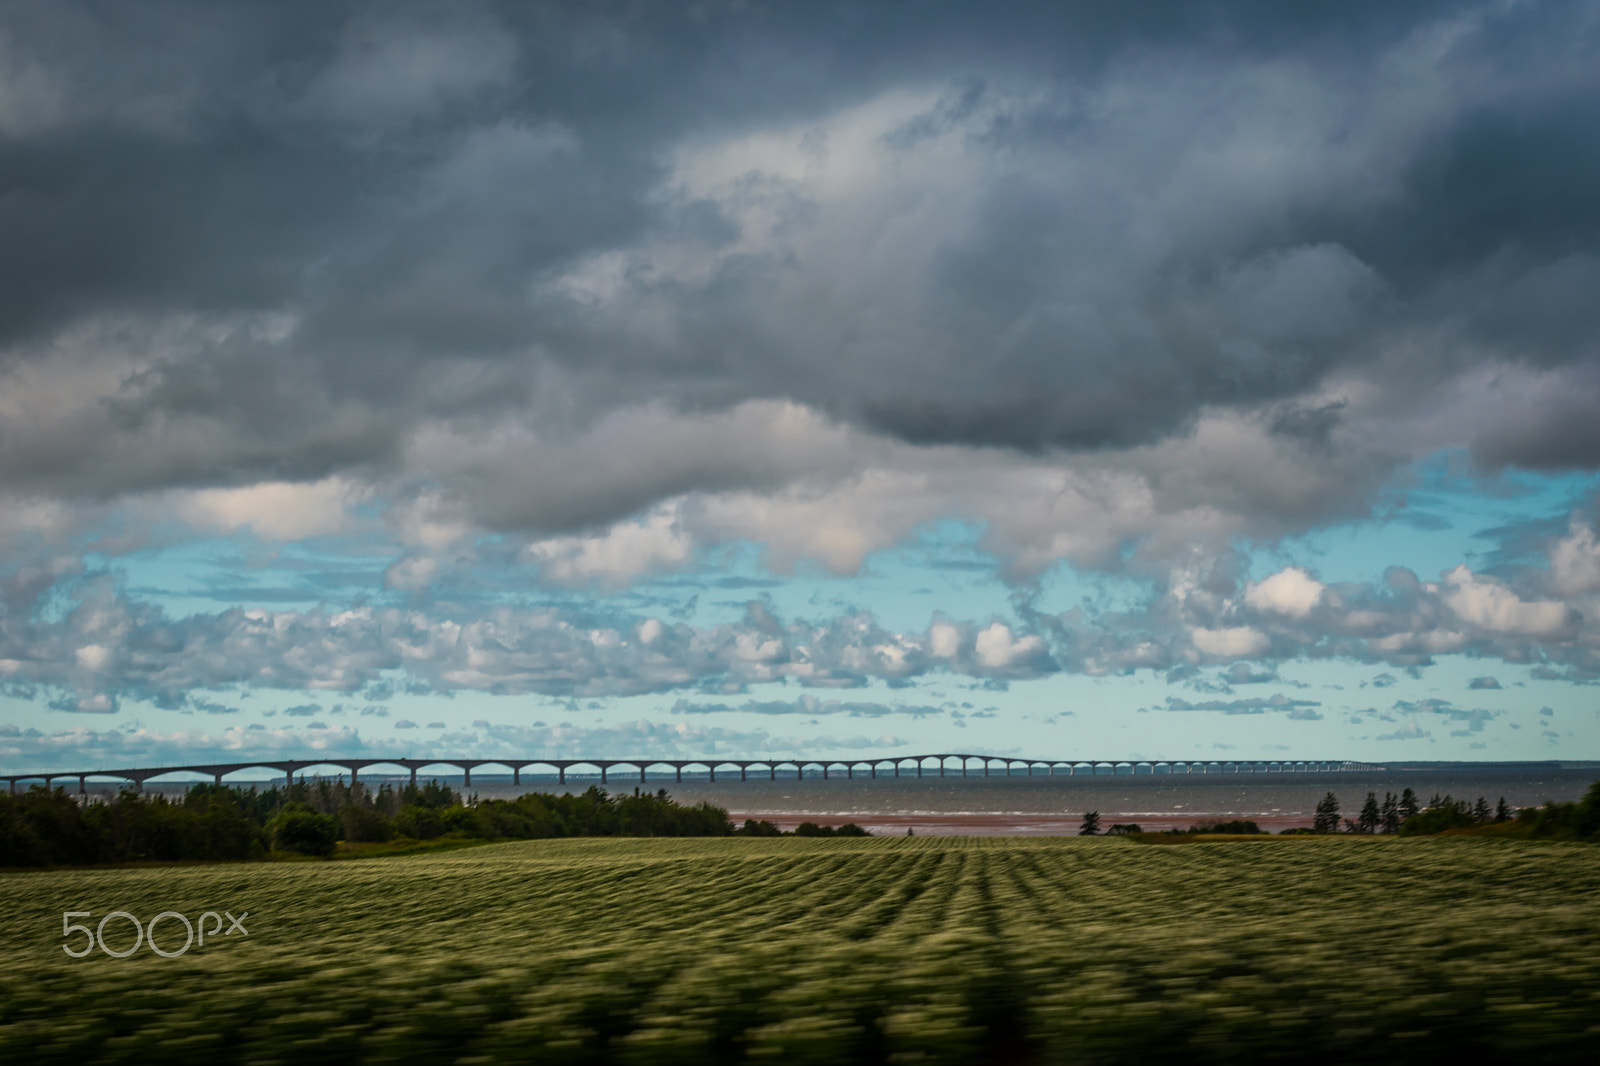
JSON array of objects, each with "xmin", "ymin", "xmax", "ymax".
[
  {"xmin": 98, "ymin": 763, "xmax": 1599, "ymax": 832},
  {"xmin": 601, "ymin": 766, "xmax": 1600, "ymax": 824}
]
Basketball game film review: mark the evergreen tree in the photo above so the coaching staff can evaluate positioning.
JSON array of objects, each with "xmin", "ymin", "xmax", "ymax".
[
  {"xmin": 1313, "ymin": 792, "xmax": 1341, "ymax": 834},
  {"xmin": 1078, "ymin": 810, "xmax": 1100, "ymax": 836},
  {"xmin": 1356, "ymin": 792, "xmax": 1381, "ymax": 834},
  {"xmin": 1398, "ymin": 788, "xmax": 1420, "ymax": 822},
  {"xmin": 1380, "ymin": 792, "xmax": 1400, "ymax": 834},
  {"xmin": 1473, "ymin": 797, "xmax": 1491, "ymax": 824},
  {"xmin": 1495, "ymin": 796, "xmax": 1511, "ymax": 823}
]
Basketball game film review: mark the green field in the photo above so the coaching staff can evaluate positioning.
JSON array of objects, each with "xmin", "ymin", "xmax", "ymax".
[{"xmin": 3, "ymin": 836, "xmax": 1599, "ymax": 1064}]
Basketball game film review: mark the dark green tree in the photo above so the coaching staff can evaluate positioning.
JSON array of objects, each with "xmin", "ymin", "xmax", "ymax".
[
  {"xmin": 1398, "ymin": 797, "xmax": 1474, "ymax": 836},
  {"xmin": 1312, "ymin": 792, "xmax": 1341, "ymax": 834},
  {"xmin": 1495, "ymin": 796, "xmax": 1511, "ymax": 823},
  {"xmin": 1380, "ymin": 792, "xmax": 1400, "ymax": 834},
  {"xmin": 1078, "ymin": 810, "xmax": 1100, "ymax": 836},
  {"xmin": 1472, "ymin": 796, "xmax": 1492, "ymax": 824},
  {"xmin": 1356, "ymin": 792, "xmax": 1381, "ymax": 834},
  {"xmin": 401, "ymin": 780, "xmax": 458, "ymax": 809},
  {"xmin": 339, "ymin": 803, "xmax": 392, "ymax": 843},
  {"xmin": 368, "ymin": 783, "xmax": 399, "ymax": 818},
  {"xmin": 392, "ymin": 805, "xmax": 445, "ymax": 839},
  {"xmin": 267, "ymin": 805, "xmax": 338, "ymax": 857},
  {"xmin": 1398, "ymin": 788, "xmax": 1420, "ymax": 822},
  {"xmin": 1575, "ymin": 780, "xmax": 1600, "ymax": 838}
]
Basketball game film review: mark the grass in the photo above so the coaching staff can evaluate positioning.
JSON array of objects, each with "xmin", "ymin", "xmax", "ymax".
[
  {"xmin": 329, "ymin": 835, "xmax": 504, "ymax": 860},
  {"xmin": 3, "ymin": 835, "xmax": 1598, "ymax": 1064},
  {"xmin": 1126, "ymin": 831, "xmax": 1321, "ymax": 844}
]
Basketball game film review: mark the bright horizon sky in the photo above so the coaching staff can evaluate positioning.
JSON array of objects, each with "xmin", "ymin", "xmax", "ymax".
[{"xmin": 3, "ymin": 1, "xmax": 1600, "ymax": 771}]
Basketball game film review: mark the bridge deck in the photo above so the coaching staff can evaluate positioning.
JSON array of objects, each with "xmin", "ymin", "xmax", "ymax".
[{"xmin": 3, "ymin": 754, "xmax": 1373, "ymax": 792}]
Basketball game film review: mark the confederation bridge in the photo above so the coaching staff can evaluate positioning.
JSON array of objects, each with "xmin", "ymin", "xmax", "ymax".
[{"xmin": 3, "ymin": 755, "xmax": 1375, "ymax": 794}]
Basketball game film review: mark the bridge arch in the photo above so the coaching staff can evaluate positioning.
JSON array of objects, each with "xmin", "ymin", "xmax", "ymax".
[
  {"xmin": 336, "ymin": 760, "xmax": 410, "ymax": 788},
  {"xmin": 457, "ymin": 760, "xmax": 516, "ymax": 788},
  {"xmin": 144, "ymin": 766, "xmax": 255, "ymax": 788},
  {"xmin": 214, "ymin": 763, "xmax": 301, "ymax": 786}
]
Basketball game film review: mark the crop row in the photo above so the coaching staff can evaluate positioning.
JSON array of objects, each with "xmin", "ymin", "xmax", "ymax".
[{"xmin": 2, "ymin": 836, "xmax": 1598, "ymax": 1063}]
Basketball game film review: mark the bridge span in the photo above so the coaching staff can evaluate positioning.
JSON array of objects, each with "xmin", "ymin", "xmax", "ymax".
[{"xmin": 3, "ymin": 755, "xmax": 1378, "ymax": 794}]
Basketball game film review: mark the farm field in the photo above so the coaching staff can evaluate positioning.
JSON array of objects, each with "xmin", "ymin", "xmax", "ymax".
[{"xmin": 3, "ymin": 836, "xmax": 1598, "ymax": 1064}]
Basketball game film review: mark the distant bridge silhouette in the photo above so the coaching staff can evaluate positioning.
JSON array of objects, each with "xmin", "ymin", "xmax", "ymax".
[{"xmin": 3, "ymin": 755, "xmax": 1378, "ymax": 794}]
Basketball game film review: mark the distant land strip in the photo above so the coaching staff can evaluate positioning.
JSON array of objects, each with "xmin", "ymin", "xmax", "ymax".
[{"xmin": 3, "ymin": 755, "xmax": 1390, "ymax": 793}]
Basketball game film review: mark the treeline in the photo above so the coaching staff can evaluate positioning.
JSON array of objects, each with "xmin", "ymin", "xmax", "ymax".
[
  {"xmin": 1079, "ymin": 781, "xmax": 1600, "ymax": 839},
  {"xmin": 737, "ymin": 818, "xmax": 870, "ymax": 837},
  {"xmin": 1313, "ymin": 783, "xmax": 1600, "ymax": 838},
  {"xmin": 1508, "ymin": 781, "xmax": 1600, "ymax": 839},
  {"xmin": 1164, "ymin": 819, "xmax": 1264, "ymax": 836},
  {"xmin": 1308, "ymin": 787, "xmax": 1468, "ymax": 835},
  {"xmin": 1080, "ymin": 813, "xmax": 1265, "ymax": 837},
  {"xmin": 0, "ymin": 779, "xmax": 743, "ymax": 867}
]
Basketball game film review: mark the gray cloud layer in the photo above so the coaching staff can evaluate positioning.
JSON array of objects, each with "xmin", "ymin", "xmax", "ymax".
[{"xmin": 2, "ymin": 0, "xmax": 1598, "ymax": 556}]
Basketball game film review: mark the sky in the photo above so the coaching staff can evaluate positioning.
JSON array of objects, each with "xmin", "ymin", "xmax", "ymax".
[{"xmin": 3, "ymin": 0, "xmax": 1600, "ymax": 773}]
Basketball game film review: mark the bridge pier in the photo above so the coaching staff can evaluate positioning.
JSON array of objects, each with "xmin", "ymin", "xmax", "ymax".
[
  {"xmin": 514, "ymin": 768, "xmax": 520, "ymax": 786},
  {"xmin": 464, "ymin": 767, "xmax": 472, "ymax": 788},
  {"xmin": 409, "ymin": 767, "xmax": 418, "ymax": 787},
  {"xmin": 847, "ymin": 766, "xmax": 852, "ymax": 779},
  {"xmin": 640, "ymin": 766, "xmax": 647, "ymax": 784},
  {"xmin": 599, "ymin": 766, "xmax": 607, "ymax": 784},
  {"xmin": 676, "ymin": 766, "xmax": 682, "ymax": 782},
  {"xmin": 769, "ymin": 766, "xmax": 775, "ymax": 780},
  {"xmin": 740, "ymin": 766, "xmax": 747, "ymax": 782},
  {"xmin": 822, "ymin": 766, "xmax": 828, "ymax": 779},
  {"xmin": 871, "ymin": 764, "xmax": 876, "ymax": 779},
  {"xmin": 559, "ymin": 767, "xmax": 566, "ymax": 784},
  {"xmin": 708, "ymin": 767, "xmax": 715, "ymax": 782}
]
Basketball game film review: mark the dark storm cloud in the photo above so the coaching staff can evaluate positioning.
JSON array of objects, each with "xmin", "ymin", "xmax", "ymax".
[{"xmin": 2, "ymin": 0, "xmax": 1598, "ymax": 524}]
